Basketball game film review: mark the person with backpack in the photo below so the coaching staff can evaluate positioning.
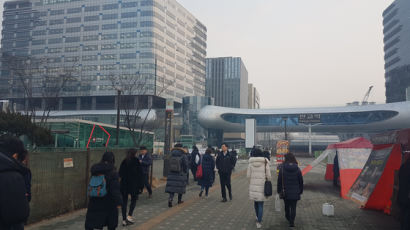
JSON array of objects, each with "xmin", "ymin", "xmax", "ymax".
[
  {"xmin": 277, "ymin": 153, "xmax": 303, "ymax": 228},
  {"xmin": 165, "ymin": 144, "xmax": 188, "ymax": 207},
  {"xmin": 119, "ymin": 149, "xmax": 144, "ymax": 226},
  {"xmin": 138, "ymin": 146, "xmax": 153, "ymax": 198},
  {"xmin": 198, "ymin": 148, "xmax": 215, "ymax": 198},
  {"xmin": 216, "ymin": 143, "xmax": 235, "ymax": 202},
  {"xmin": 85, "ymin": 152, "xmax": 122, "ymax": 230},
  {"xmin": 247, "ymin": 148, "xmax": 271, "ymax": 229},
  {"xmin": 190, "ymin": 146, "xmax": 200, "ymax": 181},
  {"xmin": 0, "ymin": 136, "xmax": 30, "ymax": 230}
]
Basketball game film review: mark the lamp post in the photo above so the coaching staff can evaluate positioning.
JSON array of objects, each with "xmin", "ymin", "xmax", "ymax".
[
  {"xmin": 282, "ymin": 117, "xmax": 288, "ymax": 140},
  {"xmin": 300, "ymin": 123, "xmax": 322, "ymax": 156},
  {"xmin": 116, "ymin": 89, "xmax": 121, "ymax": 146}
]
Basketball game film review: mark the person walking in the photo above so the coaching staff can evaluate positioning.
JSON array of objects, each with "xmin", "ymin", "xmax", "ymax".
[
  {"xmin": 398, "ymin": 156, "xmax": 410, "ymax": 230},
  {"xmin": 119, "ymin": 149, "xmax": 144, "ymax": 226},
  {"xmin": 231, "ymin": 148, "xmax": 238, "ymax": 169},
  {"xmin": 198, "ymin": 148, "xmax": 215, "ymax": 198},
  {"xmin": 85, "ymin": 152, "xmax": 122, "ymax": 230},
  {"xmin": 0, "ymin": 136, "xmax": 30, "ymax": 230},
  {"xmin": 138, "ymin": 146, "xmax": 153, "ymax": 198},
  {"xmin": 183, "ymin": 146, "xmax": 191, "ymax": 184},
  {"xmin": 165, "ymin": 144, "xmax": 189, "ymax": 207},
  {"xmin": 247, "ymin": 148, "xmax": 271, "ymax": 229},
  {"xmin": 277, "ymin": 153, "xmax": 303, "ymax": 228},
  {"xmin": 216, "ymin": 143, "xmax": 235, "ymax": 202},
  {"xmin": 190, "ymin": 146, "xmax": 200, "ymax": 181}
]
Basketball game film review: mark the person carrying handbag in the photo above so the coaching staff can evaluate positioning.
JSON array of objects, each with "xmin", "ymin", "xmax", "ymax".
[
  {"xmin": 277, "ymin": 153, "xmax": 303, "ymax": 228},
  {"xmin": 247, "ymin": 148, "xmax": 272, "ymax": 229}
]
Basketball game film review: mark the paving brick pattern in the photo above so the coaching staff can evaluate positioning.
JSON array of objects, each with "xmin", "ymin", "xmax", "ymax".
[{"xmin": 27, "ymin": 158, "xmax": 400, "ymax": 230}]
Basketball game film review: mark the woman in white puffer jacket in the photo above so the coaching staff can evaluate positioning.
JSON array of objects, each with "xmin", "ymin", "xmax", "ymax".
[{"xmin": 247, "ymin": 148, "xmax": 272, "ymax": 229}]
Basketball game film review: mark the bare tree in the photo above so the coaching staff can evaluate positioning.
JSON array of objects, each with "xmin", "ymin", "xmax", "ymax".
[
  {"xmin": 3, "ymin": 54, "xmax": 79, "ymax": 127},
  {"xmin": 109, "ymin": 70, "xmax": 172, "ymax": 146}
]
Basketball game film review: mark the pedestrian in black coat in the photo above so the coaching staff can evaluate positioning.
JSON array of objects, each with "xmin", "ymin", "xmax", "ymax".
[
  {"xmin": 190, "ymin": 146, "xmax": 200, "ymax": 181},
  {"xmin": 85, "ymin": 152, "xmax": 122, "ymax": 230},
  {"xmin": 0, "ymin": 136, "xmax": 30, "ymax": 230},
  {"xmin": 165, "ymin": 144, "xmax": 188, "ymax": 207},
  {"xmin": 119, "ymin": 149, "xmax": 144, "ymax": 226},
  {"xmin": 138, "ymin": 146, "xmax": 153, "ymax": 197},
  {"xmin": 333, "ymin": 152, "xmax": 340, "ymax": 187},
  {"xmin": 216, "ymin": 143, "xmax": 235, "ymax": 202},
  {"xmin": 398, "ymin": 156, "xmax": 410, "ymax": 230},
  {"xmin": 198, "ymin": 148, "xmax": 215, "ymax": 197},
  {"xmin": 277, "ymin": 153, "xmax": 303, "ymax": 228},
  {"xmin": 231, "ymin": 148, "xmax": 238, "ymax": 169}
]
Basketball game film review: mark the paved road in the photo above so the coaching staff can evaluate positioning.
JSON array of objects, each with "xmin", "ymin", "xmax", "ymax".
[{"xmin": 27, "ymin": 158, "xmax": 400, "ymax": 230}]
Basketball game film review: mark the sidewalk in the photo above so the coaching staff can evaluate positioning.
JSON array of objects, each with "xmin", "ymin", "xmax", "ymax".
[{"xmin": 27, "ymin": 158, "xmax": 400, "ymax": 230}]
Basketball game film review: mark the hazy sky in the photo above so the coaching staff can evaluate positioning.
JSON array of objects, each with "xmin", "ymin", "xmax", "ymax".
[
  {"xmin": 178, "ymin": 0, "xmax": 394, "ymax": 108},
  {"xmin": 0, "ymin": 0, "xmax": 394, "ymax": 108}
]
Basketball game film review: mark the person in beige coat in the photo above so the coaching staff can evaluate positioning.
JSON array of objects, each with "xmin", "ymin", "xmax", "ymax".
[{"xmin": 247, "ymin": 148, "xmax": 272, "ymax": 229}]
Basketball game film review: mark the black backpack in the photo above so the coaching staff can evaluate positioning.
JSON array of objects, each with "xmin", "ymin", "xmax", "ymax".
[{"xmin": 169, "ymin": 155, "xmax": 182, "ymax": 173}]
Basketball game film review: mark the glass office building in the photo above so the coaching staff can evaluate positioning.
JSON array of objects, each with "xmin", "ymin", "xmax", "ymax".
[
  {"xmin": 205, "ymin": 57, "xmax": 248, "ymax": 109},
  {"xmin": 383, "ymin": 0, "xmax": 410, "ymax": 103},
  {"xmin": 1, "ymin": 0, "xmax": 207, "ymax": 110}
]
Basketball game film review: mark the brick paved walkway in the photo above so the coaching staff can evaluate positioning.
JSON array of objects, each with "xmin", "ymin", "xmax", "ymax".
[{"xmin": 27, "ymin": 158, "xmax": 400, "ymax": 230}]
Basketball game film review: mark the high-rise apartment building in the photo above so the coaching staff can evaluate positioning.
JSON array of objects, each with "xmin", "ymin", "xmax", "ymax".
[
  {"xmin": 205, "ymin": 57, "xmax": 248, "ymax": 108},
  {"xmin": 383, "ymin": 0, "xmax": 410, "ymax": 103},
  {"xmin": 1, "ymin": 0, "xmax": 207, "ymax": 111}
]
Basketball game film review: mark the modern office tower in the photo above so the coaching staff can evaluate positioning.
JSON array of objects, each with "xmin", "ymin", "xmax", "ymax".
[
  {"xmin": 383, "ymin": 0, "xmax": 410, "ymax": 103},
  {"xmin": 205, "ymin": 57, "xmax": 248, "ymax": 109},
  {"xmin": 1, "ymin": 0, "xmax": 207, "ymax": 111},
  {"xmin": 248, "ymin": 83, "xmax": 260, "ymax": 109}
]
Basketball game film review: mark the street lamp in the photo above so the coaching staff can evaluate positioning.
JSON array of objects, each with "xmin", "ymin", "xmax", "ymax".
[
  {"xmin": 114, "ymin": 83, "xmax": 122, "ymax": 146},
  {"xmin": 300, "ymin": 123, "xmax": 322, "ymax": 156},
  {"xmin": 282, "ymin": 117, "xmax": 288, "ymax": 140}
]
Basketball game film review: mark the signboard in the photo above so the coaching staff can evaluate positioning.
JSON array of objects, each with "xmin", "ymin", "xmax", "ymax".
[
  {"xmin": 349, "ymin": 145, "xmax": 393, "ymax": 205},
  {"xmin": 245, "ymin": 119, "xmax": 256, "ymax": 148},
  {"xmin": 166, "ymin": 98, "xmax": 174, "ymax": 112},
  {"xmin": 298, "ymin": 114, "xmax": 321, "ymax": 124},
  {"xmin": 276, "ymin": 140, "xmax": 289, "ymax": 165},
  {"xmin": 64, "ymin": 158, "xmax": 74, "ymax": 168}
]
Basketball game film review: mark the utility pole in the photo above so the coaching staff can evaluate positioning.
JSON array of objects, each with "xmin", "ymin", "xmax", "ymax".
[
  {"xmin": 283, "ymin": 117, "xmax": 288, "ymax": 140},
  {"xmin": 116, "ymin": 89, "xmax": 121, "ymax": 146}
]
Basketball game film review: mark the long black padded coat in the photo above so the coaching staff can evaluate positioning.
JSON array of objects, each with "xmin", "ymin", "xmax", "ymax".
[
  {"xmin": 165, "ymin": 148, "xmax": 188, "ymax": 194},
  {"xmin": 85, "ymin": 162, "xmax": 122, "ymax": 230},
  {"xmin": 0, "ymin": 152, "xmax": 30, "ymax": 229},
  {"xmin": 119, "ymin": 157, "xmax": 144, "ymax": 195},
  {"xmin": 198, "ymin": 153, "xmax": 215, "ymax": 187},
  {"xmin": 277, "ymin": 162, "xmax": 304, "ymax": 200}
]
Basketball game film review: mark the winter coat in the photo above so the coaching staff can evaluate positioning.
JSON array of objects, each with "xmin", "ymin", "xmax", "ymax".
[
  {"xmin": 216, "ymin": 151, "xmax": 235, "ymax": 174},
  {"xmin": 277, "ymin": 163, "xmax": 304, "ymax": 200},
  {"xmin": 119, "ymin": 157, "xmax": 144, "ymax": 195},
  {"xmin": 24, "ymin": 168, "xmax": 32, "ymax": 202},
  {"xmin": 139, "ymin": 154, "xmax": 152, "ymax": 175},
  {"xmin": 247, "ymin": 157, "xmax": 272, "ymax": 201},
  {"xmin": 0, "ymin": 152, "xmax": 30, "ymax": 228},
  {"xmin": 85, "ymin": 162, "xmax": 122, "ymax": 230},
  {"xmin": 190, "ymin": 149, "xmax": 200, "ymax": 170},
  {"xmin": 198, "ymin": 153, "xmax": 215, "ymax": 187},
  {"xmin": 398, "ymin": 159, "xmax": 410, "ymax": 207},
  {"xmin": 165, "ymin": 148, "xmax": 188, "ymax": 194}
]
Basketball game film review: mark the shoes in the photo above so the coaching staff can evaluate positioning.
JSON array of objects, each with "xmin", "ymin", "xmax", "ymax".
[
  {"xmin": 178, "ymin": 200, "xmax": 184, "ymax": 204},
  {"xmin": 148, "ymin": 194, "xmax": 152, "ymax": 199},
  {"xmin": 199, "ymin": 191, "xmax": 203, "ymax": 197},
  {"xmin": 122, "ymin": 219, "xmax": 133, "ymax": 226},
  {"xmin": 256, "ymin": 222, "xmax": 262, "ymax": 229},
  {"xmin": 229, "ymin": 194, "xmax": 232, "ymax": 201},
  {"xmin": 126, "ymin": 216, "xmax": 134, "ymax": 223},
  {"xmin": 289, "ymin": 222, "xmax": 295, "ymax": 227},
  {"xmin": 221, "ymin": 198, "xmax": 227, "ymax": 202},
  {"xmin": 168, "ymin": 201, "xmax": 172, "ymax": 208}
]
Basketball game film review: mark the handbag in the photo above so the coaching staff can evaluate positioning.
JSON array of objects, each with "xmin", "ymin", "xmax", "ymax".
[
  {"xmin": 264, "ymin": 160, "xmax": 273, "ymax": 197},
  {"xmin": 279, "ymin": 165, "xmax": 285, "ymax": 199},
  {"xmin": 196, "ymin": 155, "xmax": 203, "ymax": 179}
]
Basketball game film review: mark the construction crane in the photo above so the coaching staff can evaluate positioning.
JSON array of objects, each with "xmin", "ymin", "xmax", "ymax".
[{"xmin": 361, "ymin": 86, "xmax": 373, "ymax": 105}]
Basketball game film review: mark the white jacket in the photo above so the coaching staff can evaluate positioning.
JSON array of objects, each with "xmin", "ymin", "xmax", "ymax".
[{"xmin": 247, "ymin": 157, "xmax": 272, "ymax": 201}]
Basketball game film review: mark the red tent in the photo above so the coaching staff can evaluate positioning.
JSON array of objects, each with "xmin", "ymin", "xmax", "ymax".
[
  {"xmin": 349, "ymin": 131, "xmax": 405, "ymax": 214},
  {"xmin": 302, "ymin": 137, "xmax": 372, "ymax": 199}
]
